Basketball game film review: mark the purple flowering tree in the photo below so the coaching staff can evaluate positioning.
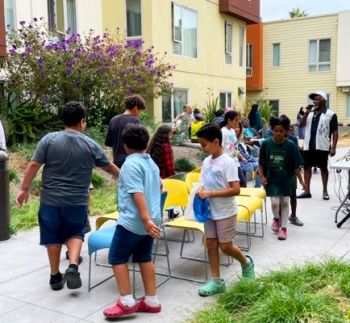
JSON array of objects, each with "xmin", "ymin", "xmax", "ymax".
[{"xmin": 2, "ymin": 19, "xmax": 174, "ymax": 143}]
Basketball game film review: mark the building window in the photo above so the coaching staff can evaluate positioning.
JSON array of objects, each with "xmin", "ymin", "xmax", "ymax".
[
  {"xmin": 272, "ymin": 43, "xmax": 280, "ymax": 67},
  {"xmin": 347, "ymin": 94, "xmax": 350, "ymax": 118},
  {"xmin": 47, "ymin": 0, "xmax": 56, "ymax": 30},
  {"xmin": 239, "ymin": 26, "xmax": 245, "ymax": 67},
  {"xmin": 225, "ymin": 22, "xmax": 232, "ymax": 64},
  {"xmin": 172, "ymin": 3, "xmax": 197, "ymax": 58},
  {"xmin": 66, "ymin": 0, "xmax": 76, "ymax": 33},
  {"xmin": 309, "ymin": 39, "xmax": 331, "ymax": 72},
  {"xmin": 246, "ymin": 44, "xmax": 252, "ymax": 76},
  {"xmin": 5, "ymin": 0, "xmax": 15, "ymax": 30},
  {"xmin": 268, "ymin": 100, "xmax": 279, "ymax": 116},
  {"xmin": 126, "ymin": 0, "xmax": 142, "ymax": 37},
  {"xmin": 162, "ymin": 88, "xmax": 188, "ymax": 122},
  {"xmin": 220, "ymin": 92, "xmax": 232, "ymax": 109}
]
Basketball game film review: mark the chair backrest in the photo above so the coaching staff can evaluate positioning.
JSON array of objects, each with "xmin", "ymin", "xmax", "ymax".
[
  {"xmin": 160, "ymin": 191, "xmax": 168, "ymax": 213},
  {"xmin": 185, "ymin": 171, "xmax": 201, "ymax": 192},
  {"xmin": 162, "ymin": 178, "xmax": 189, "ymax": 209}
]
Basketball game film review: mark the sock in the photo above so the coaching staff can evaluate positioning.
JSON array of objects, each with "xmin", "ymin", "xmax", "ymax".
[
  {"xmin": 212, "ymin": 277, "xmax": 222, "ymax": 285},
  {"xmin": 120, "ymin": 294, "xmax": 136, "ymax": 307},
  {"xmin": 68, "ymin": 264, "xmax": 78, "ymax": 271},
  {"xmin": 145, "ymin": 295, "xmax": 160, "ymax": 307},
  {"xmin": 50, "ymin": 272, "xmax": 62, "ymax": 284}
]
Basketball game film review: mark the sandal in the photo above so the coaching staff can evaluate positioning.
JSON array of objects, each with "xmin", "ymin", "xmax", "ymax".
[
  {"xmin": 198, "ymin": 279, "xmax": 225, "ymax": 297},
  {"xmin": 103, "ymin": 300, "xmax": 138, "ymax": 319}
]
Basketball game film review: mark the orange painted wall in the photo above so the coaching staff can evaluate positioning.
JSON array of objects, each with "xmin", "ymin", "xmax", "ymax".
[{"xmin": 247, "ymin": 22, "xmax": 263, "ymax": 91}]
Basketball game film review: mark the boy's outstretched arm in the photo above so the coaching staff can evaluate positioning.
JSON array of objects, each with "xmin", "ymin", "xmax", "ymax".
[
  {"xmin": 100, "ymin": 162, "xmax": 120, "ymax": 177},
  {"xmin": 198, "ymin": 181, "xmax": 240, "ymax": 199},
  {"xmin": 133, "ymin": 192, "xmax": 160, "ymax": 239},
  {"xmin": 16, "ymin": 161, "xmax": 42, "ymax": 207}
]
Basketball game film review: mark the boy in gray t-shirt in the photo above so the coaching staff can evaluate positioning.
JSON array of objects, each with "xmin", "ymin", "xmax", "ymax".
[{"xmin": 17, "ymin": 101, "xmax": 119, "ymax": 291}]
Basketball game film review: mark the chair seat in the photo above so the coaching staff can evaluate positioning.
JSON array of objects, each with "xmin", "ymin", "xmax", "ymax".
[
  {"xmin": 240, "ymin": 187, "xmax": 266, "ymax": 199},
  {"xmin": 95, "ymin": 211, "xmax": 119, "ymax": 230},
  {"xmin": 237, "ymin": 205, "xmax": 251, "ymax": 222},
  {"xmin": 88, "ymin": 225, "xmax": 116, "ymax": 255},
  {"xmin": 164, "ymin": 216, "xmax": 204, "ymax": 233},
  {"xmin": 236, "ymin": 196, "xmax": 263, "ymax": 212}
]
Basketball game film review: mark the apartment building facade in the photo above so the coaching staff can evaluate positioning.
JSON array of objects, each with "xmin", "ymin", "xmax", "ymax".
[
  {"xmin": 247, "ymin": 11, "xmax": 350, "ymax": 124},
  {"xmin": 102, "ymin": 0, "xmax": 260, "ymax": 122}
]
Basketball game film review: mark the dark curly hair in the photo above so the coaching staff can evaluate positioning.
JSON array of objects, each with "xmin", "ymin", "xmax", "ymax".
[
  {"xmin": 147, "ymin": 125, "xmax": 173, "ymax": 165},
  {"xmin": 124, "ymin": 94, "xmax": 146, "ymax": 110}
]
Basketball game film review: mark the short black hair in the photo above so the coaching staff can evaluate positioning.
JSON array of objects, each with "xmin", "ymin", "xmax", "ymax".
[
  {"xmin": 61, "ymin": 101, "xmax": 85, "ymax": 126},
  {"xmin": 269, "ymin": 116, "xmax": 290, "ymax": 130},
  {"xmin": 122, "ymin": 124, "xmax": 149, "ymax": 150},
  {"xmin": 125, "ymin": 94, "xmax": 146, "ymax": 110},
  {"xmin": 196, "ymin": 124, "xmax": 222, "ymax": 146}
]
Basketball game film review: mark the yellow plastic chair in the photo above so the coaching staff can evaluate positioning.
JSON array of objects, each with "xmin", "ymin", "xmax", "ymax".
[
  {"xmin": 236, "ymin": 205, "xmax": 253, "ymax": 251},
  {"xmin": 162, "ymin": 178, "xmax": 189, "ymax": 211},
  {"xmin": 239, "ymin": 187, "xmax": 267, "ymax": 224},
  {"xmin": 95, "ymin": 211, "xmax": 119, "ymax": 230},
  {"xmin": 236, "ymin": 196, "xmax": 264, "ymax": 238},
  {"xmin": 185, "ymin": 171, "xmax": 201, "ymax": 192}
]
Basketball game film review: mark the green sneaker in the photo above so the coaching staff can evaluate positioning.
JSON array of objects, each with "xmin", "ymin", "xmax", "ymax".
[
  {"xmin": 242, "ymin": 255, "xmax": 255, "ymax": 279},
  {"xmin": 198, "ymin": 279, "xmax": 226, "ymax": 297}
]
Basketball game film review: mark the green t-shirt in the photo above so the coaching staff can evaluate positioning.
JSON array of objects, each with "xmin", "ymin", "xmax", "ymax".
[{"xmin": 259, "ymin": 138, "xmax": 303, "ymax": 196}]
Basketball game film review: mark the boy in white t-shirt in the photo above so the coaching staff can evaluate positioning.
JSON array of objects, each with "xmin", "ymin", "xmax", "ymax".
[{"xmin": 196, "ymin": 124, "xmax": 255, "ymax": 296}]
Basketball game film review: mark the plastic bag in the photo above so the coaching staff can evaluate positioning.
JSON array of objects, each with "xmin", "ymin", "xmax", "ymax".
[{"xmin": 184, "ymin": 182, "xmax": 202, "ymax": 221}]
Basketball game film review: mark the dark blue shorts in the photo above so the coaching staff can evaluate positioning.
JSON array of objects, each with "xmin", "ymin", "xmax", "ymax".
[
  {"xmin": 108, "ymin": 225, "xmax": 154, "ymax": 265},
  {"xmin": 38, "ymin": 204, "xmax": 88, "ymax": 245}
]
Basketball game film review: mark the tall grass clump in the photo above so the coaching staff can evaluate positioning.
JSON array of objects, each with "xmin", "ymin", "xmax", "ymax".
[{"xmin": 193, "ymin": 259, "xmax": 350, "ymax": 323}]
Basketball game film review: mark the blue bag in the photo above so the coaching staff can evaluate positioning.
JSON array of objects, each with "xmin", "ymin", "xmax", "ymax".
[{"xmin": 193, "ymin": 196, "xmax": 211, "ymax": 223}]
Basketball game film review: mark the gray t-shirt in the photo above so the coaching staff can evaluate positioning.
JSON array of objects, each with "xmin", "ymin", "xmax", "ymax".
[{"xmin": 32, "ymin": 130, "xmax": 110, "ymax": 206}]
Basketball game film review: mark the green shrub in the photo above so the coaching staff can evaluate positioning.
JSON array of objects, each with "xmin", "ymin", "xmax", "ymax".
[
  {"xmin": 30, "ymin": 178, "xmax": 42, "ymax": 196},
  {"xmin": 9, "ymin": 168, "xmax": 18, "ymax": 182},
  {"xmin": 197, "ymin": 151, "xmax": 207, "ymax": 161},
  {"xmin": 174, "ymin": 157, "xmax": 196, "ymax": 172},
  {"xmin": 85, "ymin": 125, "xmax": 107, "ymax": 146},
  {"xmin": 92, "ymin": 171, "xmax": 105, "ymax": 189},
  {"xmin": 140, "ymin": 111, "xmax": 159, "ymax": 132}
]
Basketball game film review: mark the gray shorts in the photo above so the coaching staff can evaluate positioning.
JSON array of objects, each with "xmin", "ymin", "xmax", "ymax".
[{"xmin": 204, "ymin": 215, "xmax": 237, "ymax": 243}]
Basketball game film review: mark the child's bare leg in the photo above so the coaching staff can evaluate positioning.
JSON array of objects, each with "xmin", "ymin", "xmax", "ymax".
[
  {"xmin": 219, "ymin": 242, "xmax": 248, "ymax": 266},
  {"xmin": 47, "ymin": 244, "xmax": 62, "ymax": 274},
  {"xmin": 279, "ymin": 196, "xmax": 289, "ymax": 228},
  {"xmin": 112, "ymin": 264, "xmax": 131, "ymax": 295},
  {"xmin": 139, "ymin": 261, "xmax": 156, "ymax": 296},
  {"xmin": 271, "ymin": 197, "xmax": 280, "ymax": 219},
  {"xmin": 66, "ymin": 237, "xmax": 83, "ymax": 265},
  {"xmin": 207, "ymin": 238, "xmax": 220, "ymax": 277}
]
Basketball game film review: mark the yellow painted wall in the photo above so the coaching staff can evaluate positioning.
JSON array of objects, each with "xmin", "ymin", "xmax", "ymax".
[
  {"xmin": 247, "ymin": 14, "xmax": 349, "ymax": 123},
  {"xmin": 102, "ymin": 0, "xmax": 247, "ymax": 121}
]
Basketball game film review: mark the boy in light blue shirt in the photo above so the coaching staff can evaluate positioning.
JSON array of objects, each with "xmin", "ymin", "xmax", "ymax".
[{"xmin": 104, "ymin": 124, "xmax": 162, "ymax": 319}]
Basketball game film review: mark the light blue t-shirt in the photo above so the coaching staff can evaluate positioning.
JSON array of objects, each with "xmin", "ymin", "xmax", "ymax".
[{"xmin": 117, "ymin": 153, "xmax": 161, "ymax": 235}]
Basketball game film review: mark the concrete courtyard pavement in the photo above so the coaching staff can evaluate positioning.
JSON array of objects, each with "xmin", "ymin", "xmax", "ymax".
[{"xmin": 1, "ymin": 148, "xmax": 350, "ymax": 323}]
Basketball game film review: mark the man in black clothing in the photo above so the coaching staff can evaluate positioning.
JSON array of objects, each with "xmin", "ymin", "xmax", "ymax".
[{"xmin": 105, "ymin": 95, "xmax": 146, "ymax": 168}]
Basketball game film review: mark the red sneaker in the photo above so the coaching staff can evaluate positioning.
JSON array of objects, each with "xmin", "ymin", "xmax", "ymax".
[
  {"xmin": 278, "ymin": 228, "xmax": 287, "ymax": 240},
  {"xmin": 271, "ymin": 218, "xmax": 280, "ymax": 233},
  {"xmin": 103, "ymin": 300, "xmax": 138, "ymax": 319},
  {"xmin": 136, "ymin": 298, "xmax": 162, "ymax": 313}
]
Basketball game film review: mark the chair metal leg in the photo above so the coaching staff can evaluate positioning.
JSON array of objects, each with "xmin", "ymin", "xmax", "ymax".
[{"xmin": 88, "ymin": 254, "xmax": 114, "ymax": 292}]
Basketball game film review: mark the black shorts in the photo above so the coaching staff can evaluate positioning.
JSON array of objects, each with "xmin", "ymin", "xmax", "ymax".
[{"xmin": 303, "ymin": 150, "xmax": 329, "ymax": 169}]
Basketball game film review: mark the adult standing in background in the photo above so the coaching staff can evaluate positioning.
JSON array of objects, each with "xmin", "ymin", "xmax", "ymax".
[
  {"xmin": 248, "ymin": 104, "xmax": 263, "ymax": 134},
  {"xmin": 105, "ymin": 95, "xmax": 145, "ymax": 168},
  {"xmin": 297, "ymin": 91, "xmax": 338, "ymax": 200},
  {"xmin": 0, "ymin": 120, "xmax": 6, "ymax": 150},
  {"xmin": 296, "ymin": 107, "xmax": 306, "ymax": 139}
]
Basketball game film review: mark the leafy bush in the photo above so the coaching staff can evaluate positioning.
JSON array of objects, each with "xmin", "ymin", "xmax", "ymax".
[
  {"xmin": 197, "ymin": 151, "xmax": 207, "ymax": 161},
  {"xmin": 91, "ymin": 171, "xmax": 105, "ymax": 189},
  {"xmin": 9, "ymin": 168, "xmax": 18, "ymax": 182},
  {"xmin": 175, "ymin": 157, "xmax": 196, "ymax": 172},
  {"xmin": 2, "ymin": 19, "xmax": 174, "ymax": 144},
  {"xmin": 256, "ymin": 99, "xmax": 275, "ymax": 124},
  {"xmin": 85, "ymin": 125, "xmax": 107, "ymax": 146},
  {"xmin": 203, "ymin": 89, "xmax": 219, "ymax": 123},
  {"xmin": 140, "ymin": 111, "xmax": 159, "ymax": 132}
]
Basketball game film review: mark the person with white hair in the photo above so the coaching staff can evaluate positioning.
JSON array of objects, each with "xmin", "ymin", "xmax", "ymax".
[{"xmin": 297, "ymin": 91, "xmax": 338, "ymax": 200}]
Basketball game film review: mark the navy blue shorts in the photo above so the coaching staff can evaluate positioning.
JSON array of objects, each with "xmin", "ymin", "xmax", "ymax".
[
  {"xmin": 108, "ymin": 225, "xmax": 154, "ymax": 265},
  {"xmin": 38, "ymin": 204, "xmax": 88, "ymax": 245}
]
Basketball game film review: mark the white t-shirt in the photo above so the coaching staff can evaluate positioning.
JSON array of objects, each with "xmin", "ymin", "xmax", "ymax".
[
  {"xmin": 0, "ymin": 121, "xmax": 6, "ymax": 150},
  {"xmin": 221, "ymin": 126, "xmax": 240, "ymax": 167},
  {"xmin": 201, "ymin": 153, "xmax": 239, "ymax": 220}
]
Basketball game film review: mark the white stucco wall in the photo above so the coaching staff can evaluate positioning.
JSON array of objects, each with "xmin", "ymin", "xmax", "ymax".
[
  {"xmin": 336, "ymin": 11, "xmax": 350, "ymax": 87},
  {"xmin": 76, "ymin": 0, "xmax": 102, "ymax": 36},
  {"xmin": 14, "ymin": 0, "xmax": 48, "ymax": 27}
]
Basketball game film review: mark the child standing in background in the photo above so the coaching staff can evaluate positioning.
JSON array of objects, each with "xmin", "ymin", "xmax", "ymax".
[
  {"xmin": 259, "ymin": 117, "xmax": 305, "ymax": 240},
  {"xmin": 196, "ymin": 124, "xmax": 255, "ymax": 297},
  {"xmin": 147, "ymin": 125, "xmax": 175, "ymax": 179}
]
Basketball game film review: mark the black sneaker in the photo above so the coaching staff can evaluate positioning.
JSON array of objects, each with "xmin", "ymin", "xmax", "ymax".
[
  {"xmin": 288, "ymin": 216, "xmax": 304, "ymax": 226},
  {"xmin": 65, "ymin": 266, "xmax": 82, "ymax": 289},
  {"xmin": 323, "ymin": 192, "xmax": 330, "ymax": 200},
  {"xmin": 65, "ymin": 251, "xmax": 83, "ymax": 265},
  {"xmin": 297, "ymin": 192, "xmax": 312, "ymax": 199},
  {"xmin": 50, "ymin": 272, "xmax": 65, "ymax": 291}
]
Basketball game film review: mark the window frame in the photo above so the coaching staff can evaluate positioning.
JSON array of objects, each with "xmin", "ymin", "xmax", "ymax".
[
  {"xmin": 172, "ymin": 2, "xmax": 198, "ymax": 59},
  {"xmin": 272, "ymin": 43, "xmax": 280, "ymax": 68},
  {"xmin": 162, "ymin": 88, "xmax": 190, "ymax": 122},
  {"xmin": 66, "ymin": 0, "xmax": 77, "ymax": 34},
  {"xmin": 126, "ymin": 0, "xmax": 142, "ymax": 39},
  {"xmin": 5, "ymin": 0, "xmax": 16, "ymax": 30},
  {"xmin": 219, "ymin": 91, "xmax": 232, "ymax": 109},
  {"xmin": 239, "ymin": 26, "xmax": 245, "ymax": 67},
  {"xmin": 347, "ymin": 94, "xmax": 350, "ymax": 118},
  {"xmin": 225, "ymin": 21, "xmax": 233, "ymax": 65},
  {"xmin": 308, "ymin": 38, "xmax": 331, "ymax": 73},
  {"xmin": 246, "ymin": 43, "xmax": 253, "ymax": 76}
]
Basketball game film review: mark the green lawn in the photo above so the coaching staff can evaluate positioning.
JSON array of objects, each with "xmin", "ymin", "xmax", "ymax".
[{"xmin": 193, "ymin": 259, "xmax": 350, "ymax": 323}]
